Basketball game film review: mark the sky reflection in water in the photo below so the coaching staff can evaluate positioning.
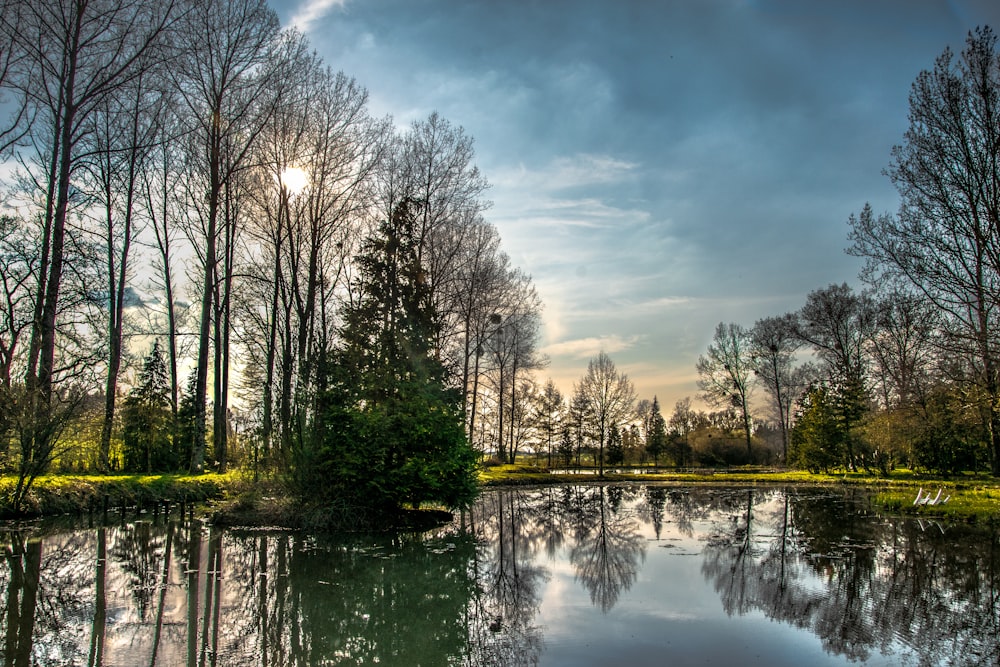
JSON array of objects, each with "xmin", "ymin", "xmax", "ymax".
[{"xmin": 1, "ymin": 485, "xmax": 998, "ymax": 666}]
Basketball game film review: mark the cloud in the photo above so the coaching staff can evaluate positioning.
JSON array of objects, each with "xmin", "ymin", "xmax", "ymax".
[
  {"xmin": 542, "ymin": 335, "xmax": 643, "ymax": 360},
  {"xmin": 493, "ymin": 153, "xmax": 638, "ymax": 192},
  {"xmin": 288, "ymin": 0, "xmax": 347, "ymax": 33}
]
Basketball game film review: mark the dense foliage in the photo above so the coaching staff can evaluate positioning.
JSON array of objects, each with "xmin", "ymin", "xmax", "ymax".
[{"xmin": 293, "ymin": 200, "xmax": 478, "ymax": 516}]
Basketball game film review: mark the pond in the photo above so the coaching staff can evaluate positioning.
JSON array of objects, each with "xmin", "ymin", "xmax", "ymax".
[{"xmin": 1, "ymin": 485, "xmax": 998, "ymax": 666}]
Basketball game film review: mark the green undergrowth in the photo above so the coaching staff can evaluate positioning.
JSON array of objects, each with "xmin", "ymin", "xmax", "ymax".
[{"xmin": 0, "ymin": 472, "xmax": 235, "ymax": 519}]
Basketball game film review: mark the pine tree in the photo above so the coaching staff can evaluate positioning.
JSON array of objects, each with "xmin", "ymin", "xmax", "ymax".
[
  {"xmin": 121, "ymin": 341, "xmax": 176, "ymax": 472},
  {"xmin": 307, "ymin": 199, "xmax": 477, "ymax": 516},
  {"xmin": 176, "ymin": 372, "xmax": 203, "ymax": 472},
  {"xmin": 606, "ymin": 422, "xmax": 624, "ymax": 466},
  {"xmin": 646, "ymin": 396, "xmax": 667, "ymax": 466}
]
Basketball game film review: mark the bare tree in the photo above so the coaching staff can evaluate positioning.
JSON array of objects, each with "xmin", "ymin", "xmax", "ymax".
[
  {"xmin": 482, "ymin": 273, "xmax": 544, "ymax": 462},
  {"xmin": 848, "ymin": 27, "xmax": 1000, "ymax": 473},
  {"xmin": 85, "ymin": 62, "xmax": 170, "ymax": 470},
  {"xmin": 868, "ymin": 289, "xmax": 940, "ymax": 411},
  {"xmin": 697, "ymin": 322, "xmax": 755, "ymax": 461},
  {"xmin": 171, "ymin": 0, "xmax": 295, "ymax": 471},
  {"xmin": 576, "ymin": 352, "xmax": 636, "ymax": 476},
  {"xmin": 750, "ymin": 314, "xmax": 801, "ymax": 463},
  {"xmin": 793, "ymin": 284, "xmax": 877, "ymax": 469},
  {"xmin": 142, "ymin": 116, "xmax": 187, "ymax": 418},
  {"xmin": 0, "ymin": 0, "xmax": 32, "ymax": 155},
  {"xmin": 236, "ymin": 56, "xmax": 386, "ymax": 464},
  {"xmin": 1, "ymin": 0, "xmax": 175, "ymax": 492},
  {"xmin": 536, "ymin": 379, "xmax": 565, "ymax": 468},
  {"xmin": 0, "ymin": 214, "xmax": 39, "ymax": 456}
]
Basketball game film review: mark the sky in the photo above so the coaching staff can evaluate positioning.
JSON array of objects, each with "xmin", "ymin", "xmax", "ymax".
[{"xmin": 269, "ymin": 0, "xmax": 1000, "ymax": 411}]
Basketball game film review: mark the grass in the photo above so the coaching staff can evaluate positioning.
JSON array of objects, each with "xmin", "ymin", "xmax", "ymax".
[
  {"xmin": 5, "ymin": 465, "xmax": 999, "ymax": 524},
  {"xmin": 480, "ymin": 463, "xmax": 1000, "ymax": 522},
  {"xmin": 0, "ymin": 471, "xmax": 237, "ymax": 519}
]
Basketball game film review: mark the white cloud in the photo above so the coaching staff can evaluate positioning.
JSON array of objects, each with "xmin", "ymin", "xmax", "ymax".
[
  {"xmin": 288, "ymin": 0, "xmax": 347, "ymax": 33},
  {"xmin": 541, "ymin": 334, "xmax": 643, "ymax": 360},
  {"xmin": 493, "ymin": 153, "xmax": 638, "ymax": 192}
]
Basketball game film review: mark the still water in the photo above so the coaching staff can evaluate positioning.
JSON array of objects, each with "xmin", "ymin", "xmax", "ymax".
[{"xmin": 1, "ymin": 485, "xmax": 998, "ymax": 666}]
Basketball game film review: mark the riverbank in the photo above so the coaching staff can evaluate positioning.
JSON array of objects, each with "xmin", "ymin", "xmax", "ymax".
[
  {"xmin": 480, "ymin": 464, "xmax": 1000, "ymax": 522},
  {"xmin": 0, "ymin": 472, "xmax": 234, "ymax": 520},
  {"xmin": 0, "ymin": 472, "xmax": 456, "ymax": 531},
  {"xmin": 4, "ymin": 466, "xmax": 999, "ymax": 524}
]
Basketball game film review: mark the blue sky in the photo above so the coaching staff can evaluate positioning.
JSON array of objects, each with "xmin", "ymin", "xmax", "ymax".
[{"xmin": 271, "ymin": 0, "xmax": 1000, "ymax": 410}]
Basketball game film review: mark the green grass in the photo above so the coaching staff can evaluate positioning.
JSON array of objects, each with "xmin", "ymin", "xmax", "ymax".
[
  {"xmin": 480, "ymin": 464, "xmax": 1000, "ymax": 521},
  {"xmin": 0, "ymin": 472, "xmax": 238, "ymax": 518},
  {"xmin": 6, "ymin": 466, "xmax": 1000, "ymax": 524}
]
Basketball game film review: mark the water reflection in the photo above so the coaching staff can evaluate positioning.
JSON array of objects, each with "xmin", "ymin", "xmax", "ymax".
[{"xmin": 0, "ymin": 486, "xmax": 998, "ymax": 666}]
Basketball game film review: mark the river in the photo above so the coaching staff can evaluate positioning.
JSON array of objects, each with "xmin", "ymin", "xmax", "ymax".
[{"xmin": 1, "ymin": 484, "xmax": 997, "ymax": 666}]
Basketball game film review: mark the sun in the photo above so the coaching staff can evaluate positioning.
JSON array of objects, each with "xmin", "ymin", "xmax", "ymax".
[{"xmin": 279, "ymin": 166, "xmax": 308, "ymax": 195}]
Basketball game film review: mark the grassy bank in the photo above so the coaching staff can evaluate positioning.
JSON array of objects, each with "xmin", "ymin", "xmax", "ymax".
[
  {"xmin": 0, "ymin": 472, "xmax": 236, "ymax": 519},
  {"xmin": 480, "ymin": 464, "xmax": 1000, "ymax": 522},
  {"xmin": 5, "ymin": 466, "xmax": 1000, "ymax": 525}
]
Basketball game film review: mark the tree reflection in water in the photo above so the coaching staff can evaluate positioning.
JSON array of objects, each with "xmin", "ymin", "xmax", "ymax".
[
  {"xmin": 699, "ymin": 487, "xmax": 1000, "ymax": 665},
  {"xmin": 0, "ymin": 486, "xmax": 997, "ymax": 666},
  {"xmin": 566, "ymin": 486, "xmax": 646, "ymax": 612}
]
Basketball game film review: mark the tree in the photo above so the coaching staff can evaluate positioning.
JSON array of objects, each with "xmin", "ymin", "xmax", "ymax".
[
  {"xmin": 697, "ymin": 322, "xmax": 755, "ymax": 461},
  {"xmin": 481, "ymin": 275, "xmax": 544, "ymax": 463},
  {"xmin": 750, "ymin": 314, "xmax": 802, "ymax": 463},
  {"xmin": 306, "ymin": 198, "xmax": 477, "ymax": 516},
  {"xmin": 121, "ymin": 340, "xmax": 175, "ymax": 472},
  {"xmin": 2, "ymin": 0, "xmax": 175, "ymax": 497},
  {"xmin": 847, "ymin": 27, "xmax": 1000, "ymax": 474},
  {"xmin": 569, "ymin": 384, "xmax": 594, "ymax": 467},
  {"xmin": 668, "ymin": 397, "xmax": 698, "ymax": 467},
  {"xmin": 87, "ymin": 59, "xmax": 170, "ymax": 471},
  {"xmin": 576, "ymin": 352, "xmax": 636, "ymax": 476},
  {"xmin": 794, "ymin": 284, "xmax": 876, "ymax": 469},
  {"xmin": 606, "ymin": 422, "xmax": 624, "ymax": 466},
  {"xmin": 536, "ymin": 379, "xmax": 564, "ymax": 467},
  {"xmin": 556, "ymin": 426, "xmax": 574, "ymax": 467},
  {"xmin": 0, "ymin": 214, "xmax": 38, "ymax": 456},
  {"xmin": 645, "ymin": 396, "xmax": 667, "ymax": 466},
  {"xmin": 868, "ymin": 289, "xmax": 939, "ymax": 410},
  {"xmin": 172, "ymin": 0, "xmax": 294, "ymax": 472},
  {"xmin": 790, "ymin": 385, "xmax": 842, "ymax": 472}
]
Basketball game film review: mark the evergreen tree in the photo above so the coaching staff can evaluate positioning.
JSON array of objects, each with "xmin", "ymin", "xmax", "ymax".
[
  {"xmin": 176, "ymin": 372, "xmax": 203, "ymax": 472},
  {"xmin": 790, "ymin": 385, "xmax": 842, "ymax": 472},
  {"xmin": 305, "ymin": 198, "xmax": 477, "ymax": 517},
  {"xmin": 557, "ymin": 426, "xmax": 574, "ymax": 467},
  {"xmin": 121, "ymin": 341, "xmax": 176, "ymax": 472},
  {"xmin": 646, "ymin": 396, "xmax": 667, "ymax": 466},
  {"xmin": 606, "ymin": 422, "xmax": 624, "ymax": 466}
]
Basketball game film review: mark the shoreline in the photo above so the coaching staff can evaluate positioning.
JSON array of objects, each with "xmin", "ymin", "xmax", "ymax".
[{"xmin": 3, "ymin": 467, "xmax": 999, "ymax": 526}]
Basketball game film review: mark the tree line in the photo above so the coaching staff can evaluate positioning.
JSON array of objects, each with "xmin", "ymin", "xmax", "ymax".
[
  {"xmin": 505, "ymin": 27, "xmax": 1000, "ymax": 479},
  {"xmin": 691, "ymin": 27, "xmax": 1000, "ymax": 476},
  {"xmin": 0, "ymin": 0, "xmax": 543, "ymax": 512}
]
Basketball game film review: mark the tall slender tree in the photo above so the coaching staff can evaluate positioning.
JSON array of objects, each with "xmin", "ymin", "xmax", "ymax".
[
  {"xmin": 750, "ymin": 314, "xmax": 801, "ymax": 463},
  {"xmin": 697, "ymin": 322, "xmax": 756, "ymax": 461},
  {"xmin": 2, "ymin": 0, "xmax": 175, "ymax": 501},
  {"xmin": 172, "ymin": 0, "xmax": 295, "ymax": 471}
]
